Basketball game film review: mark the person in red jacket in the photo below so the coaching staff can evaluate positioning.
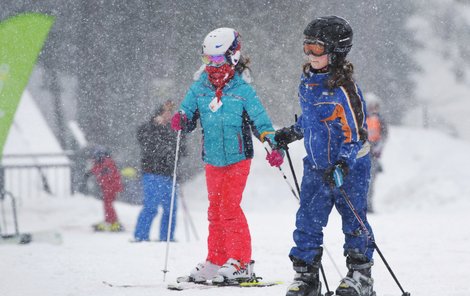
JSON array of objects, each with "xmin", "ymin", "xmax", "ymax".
[{"xmin": 85, "ymin": 146, "xmax": 124, "ymax": 232}]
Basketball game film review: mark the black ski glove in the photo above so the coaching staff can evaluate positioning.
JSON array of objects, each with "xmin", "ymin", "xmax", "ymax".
[
  {"xmin": 324, "ymin": 160, "xmax": 349, "ymax": 188},
  {"xmin": 275, "ymin": 126, "xmax": 303, "ymax": 149}
]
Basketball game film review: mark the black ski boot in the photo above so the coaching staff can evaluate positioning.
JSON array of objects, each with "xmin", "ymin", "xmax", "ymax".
[
  {"xmin": 336, "ymin": 254, "xmax": 375, "ymax": 296},
  {"xmin": 286, "ymin": 257, "xmax": 322, "ymax": 296}
]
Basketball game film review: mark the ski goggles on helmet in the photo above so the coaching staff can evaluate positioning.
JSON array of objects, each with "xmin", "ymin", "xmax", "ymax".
[
  {"xmin": 201, "ymin": 54, "xmax": 227, "ymax": 67},
  {"xmin": 303, "ymin": 39, "xmax": 327, "ymax": 57}
]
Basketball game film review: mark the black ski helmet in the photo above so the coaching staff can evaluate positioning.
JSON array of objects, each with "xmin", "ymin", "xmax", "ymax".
[{"xmin": 303, "ymin": 16, "xmax": 353, "ymax": 60}]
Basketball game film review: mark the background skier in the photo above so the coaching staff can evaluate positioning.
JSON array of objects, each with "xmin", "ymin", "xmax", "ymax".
[
  {"xmin": 171, "ymin": 27, "xmax": 283, "ymax": 284},
  {"xmin": 275, "ymin": 16, "xmax": 376, "ymax": 296},
  {"xmin": 365, "ymin": 93, "xmax": 388, "ymax": 213},
  {"xmin": 85, "ymin": 146, "xmax": 124, "ymax": 232},
  {"xmin": 133, "ymin": 100, "xmax": 186, "ymax": 242}
]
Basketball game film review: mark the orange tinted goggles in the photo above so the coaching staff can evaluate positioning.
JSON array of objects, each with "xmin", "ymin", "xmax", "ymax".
[{"xmin": 303, "ymin": 40, "xmax": 327, "ymax": 57}]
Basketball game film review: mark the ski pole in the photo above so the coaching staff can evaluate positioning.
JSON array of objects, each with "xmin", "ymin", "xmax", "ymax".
[
  {"xmin": 184, "ymin": 195, "xmax": 190, "ymax": 243},
  {"xmin": 182, "ymin": 200, "xmax": 190, "ymax": 242},
  {"xmin": 179, "ymin": 190, "xmax": 199, "ymax": 241},
  {"xmin": 283, "ymin": 146, "xmax": 301, "ymax": 196},
  {"xmin": 283, "ymin": 114, "xmax": 301, "ymax": 198},
  {"xmin": 324, "ymin": 244, "xmax": 343, "ymax": 280},
  {"xmin": 282, "ymin": 143, "xmax": 334, "ymax": 296},
  {"xmin": 320, "ymin": 263, "xmax": 334, "ymax": 296},
  {"xmin": 162, "ymin": 129, "xmax": 182, "ymax": 282},
  {"xmin": 263, "ymin": 141, "xmax": 299, "ymax": 201},
  {"xmin": 338, "ymin": 187, "xmax": 411, "ymax": 296}
]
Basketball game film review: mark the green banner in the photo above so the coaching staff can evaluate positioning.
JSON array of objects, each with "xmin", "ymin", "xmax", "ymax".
[{"xmin": 0, "ymin": 13, "xmax": 55, "ymax": 160}]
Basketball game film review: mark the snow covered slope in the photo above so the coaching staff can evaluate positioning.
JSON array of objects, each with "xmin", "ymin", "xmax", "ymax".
[{"xmin": 0, "ymin": 126, "xmax": 469, "ymax": 296}]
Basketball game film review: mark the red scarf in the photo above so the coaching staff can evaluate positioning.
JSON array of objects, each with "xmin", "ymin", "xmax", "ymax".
[{"xmin": 205, "ymin": 64, "xmax": 235, "ymax": 102}]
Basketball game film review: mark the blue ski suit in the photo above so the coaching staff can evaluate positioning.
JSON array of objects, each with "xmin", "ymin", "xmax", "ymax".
[{"xmin": 289, "ymin": 70, "xmax": 375, "ymax": 264}]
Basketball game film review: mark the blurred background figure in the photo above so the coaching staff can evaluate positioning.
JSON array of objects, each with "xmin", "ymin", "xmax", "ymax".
[
  {"xmin": 84, "ymin": 145, "xmax": 124, "ymax": 232},
  {"xmin": 365, "ymin": 93, "xmax": 388, "ymax": 213},
  {"xmin": 133, "ymin": 100, "xmax": 187, "ymax": 242},
  {"xmin": 119, "ymin": 165, "xmax": 142, "ymax": 204}
]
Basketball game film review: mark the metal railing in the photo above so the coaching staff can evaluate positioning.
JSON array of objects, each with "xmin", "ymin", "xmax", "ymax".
[{"xmin": 0, "ymin": 152, "xmax": 73, "ymax": 200}]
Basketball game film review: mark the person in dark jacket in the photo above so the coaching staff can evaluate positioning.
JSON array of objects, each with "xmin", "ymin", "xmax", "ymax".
[{"xmin": 133, "ymin": 100, "xmax": 186, "ymax": 242}]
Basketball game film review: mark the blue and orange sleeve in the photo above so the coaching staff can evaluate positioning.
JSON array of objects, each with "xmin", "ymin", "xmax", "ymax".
[{"xmin": 336, "ymin": 83, "xmax": 367, "ymax": 167}]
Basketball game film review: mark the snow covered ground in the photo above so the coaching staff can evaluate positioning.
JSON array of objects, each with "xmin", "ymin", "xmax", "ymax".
[{"xmin": 1, "ymin": 126, "xmax": 469, "ymax": 296}]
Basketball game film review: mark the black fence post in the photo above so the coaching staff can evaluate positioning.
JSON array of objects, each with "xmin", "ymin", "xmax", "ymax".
[{"xmin": 0, "ymin": 167, "xmax": 4, "ymax": 201}]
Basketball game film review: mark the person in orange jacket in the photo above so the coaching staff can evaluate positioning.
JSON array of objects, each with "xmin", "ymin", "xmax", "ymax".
[
  {"xmin": 365, "ymin": 93, "xmax": 388, "ymax": 213},
  {"xmin": 85, "ymin": 146, "xmax": 124, "ymax": 232}
]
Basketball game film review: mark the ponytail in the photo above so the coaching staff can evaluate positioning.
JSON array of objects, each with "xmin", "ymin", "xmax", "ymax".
[
  {"xmin": 327, "ymin": 59, "xmax": 354, "ymax": 89},
  {"xmin": 302, "ymin": 58, "xmax": 355, "ymax": 90},
  {"xmin": 234, "ymin": 55, "xmax": 251, "ymax": 74}
]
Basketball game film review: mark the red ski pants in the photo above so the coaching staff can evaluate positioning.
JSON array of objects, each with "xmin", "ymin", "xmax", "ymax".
[
  {"xmin": 103, "ymin": 190, "xmax": 118, "ymax": 223},
  {"xmin": 205, "ymin": 159, "xmax": 252, "ymax": 266}
]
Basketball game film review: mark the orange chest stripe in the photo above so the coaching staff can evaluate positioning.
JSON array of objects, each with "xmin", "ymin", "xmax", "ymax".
[{"xmin": 321, "ymin": 104, "xmax": 352, "ymax": 143}]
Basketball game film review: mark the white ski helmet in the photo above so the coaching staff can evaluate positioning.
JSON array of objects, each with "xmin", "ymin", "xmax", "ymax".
[{"xmin": 202, "ymin": 27, "xmax": 241, "ymax": 65}]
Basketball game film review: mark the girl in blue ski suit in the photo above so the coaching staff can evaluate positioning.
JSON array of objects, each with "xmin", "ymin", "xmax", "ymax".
[
  {"xmin": 276, "ymin": 16, "xmax": 376, "ymax": 296},
  {"xmin": 288, "ymin": 66, "xmax": 373, "ymax": 262}
]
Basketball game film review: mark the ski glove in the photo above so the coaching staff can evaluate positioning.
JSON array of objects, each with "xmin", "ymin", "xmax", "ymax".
[
  {"xmin": 371, "ymin": 145, "xmax": 382, "ymax": 159},
  {"xmin": 266, "ymin": 149, "xmax": 284, "ymax": 167},
  {"xmin": 324, "ymin": 160, "xmax": 349, "ymax": 188},
  {"xmin": 274, "ymin": 126, "xmax": 303, "ymax": 149},
  {"xmin": 171, "ymin": 112, "xmax": 187, "ymax": 131}
]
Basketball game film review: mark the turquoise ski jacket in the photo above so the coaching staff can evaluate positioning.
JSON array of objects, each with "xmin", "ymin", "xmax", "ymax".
[{"xmin": 180, "ymin": 71, "xmax": 276, "ymax": 167}]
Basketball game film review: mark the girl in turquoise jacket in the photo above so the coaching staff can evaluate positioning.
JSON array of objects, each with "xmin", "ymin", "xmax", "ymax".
[{"xmin": 171, "ymin": 27, "xmax": 283, "ymax": 284}]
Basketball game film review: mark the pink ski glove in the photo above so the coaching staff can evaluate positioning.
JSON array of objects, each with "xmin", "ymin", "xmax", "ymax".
[
  {"xmin": 266, "ymin": 149, "xmax": 284, "ymax": 167},
  {"xmin": 171, "ymin": 112, "xmax": 187, "ymax": 131}
]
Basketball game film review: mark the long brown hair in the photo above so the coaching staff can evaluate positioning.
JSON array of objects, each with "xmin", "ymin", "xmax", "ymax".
[
  {"xmin": 235, "ymin": 55, "xmax": 251, "ymax": 74},
  {"xmin": 302, "ymin": 57, "xmax": 354, "ymax": 89}
]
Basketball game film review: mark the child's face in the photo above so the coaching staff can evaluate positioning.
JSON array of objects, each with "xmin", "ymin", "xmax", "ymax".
[{"xmin": 308, "ymin": 53, "xmax": 329, "ymax": 70}]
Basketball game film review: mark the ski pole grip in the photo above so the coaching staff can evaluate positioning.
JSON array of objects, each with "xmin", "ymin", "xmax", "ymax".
[{"xmin": 173, "ymin": 110, "xmax": 186, "ymax": 131}]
